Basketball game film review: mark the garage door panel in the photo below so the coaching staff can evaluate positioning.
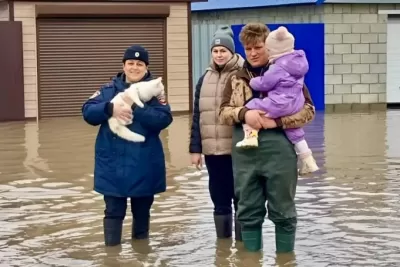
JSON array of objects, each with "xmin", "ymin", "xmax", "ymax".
[
  {"xmin": 37, "ymin": 18, "xmax": 166, "ymax": 118},
  {"xmin": 39, "ymin": 58, "xmax": 165, "ymax": 64}
]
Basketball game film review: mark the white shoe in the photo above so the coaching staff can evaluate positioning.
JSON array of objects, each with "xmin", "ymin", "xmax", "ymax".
[
  {"xmin": 236, "ymin": 137, "xmax": 258, "ymax": 148},
  {"xmin": 299, "ymin": 154, "xmax": 319, "ymax": 175}
]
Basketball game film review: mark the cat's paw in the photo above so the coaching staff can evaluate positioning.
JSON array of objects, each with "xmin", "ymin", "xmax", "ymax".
[
  {"xmin": 133, "ymin": 100, "xmax": 144, "ymax": 108},
  {"xmin": 136, "ymin": 102, "xmax": 144, "ymax": 108}
]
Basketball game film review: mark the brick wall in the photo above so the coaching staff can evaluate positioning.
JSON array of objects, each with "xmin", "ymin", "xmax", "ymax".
[
  {"xmin": 323, "ymin": 4, "xmax": 391, "ymax": 105},
  {"xmin": 192, "ymin": 3, "xmax": 400, "ymax": 105}
]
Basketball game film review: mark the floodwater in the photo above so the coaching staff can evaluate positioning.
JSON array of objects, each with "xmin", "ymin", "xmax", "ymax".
[{"xmin": 0, "ymin": 110, "xmax": 400, "ymax": 267}]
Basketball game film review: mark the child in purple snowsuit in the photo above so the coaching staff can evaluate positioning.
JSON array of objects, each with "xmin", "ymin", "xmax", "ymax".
[{"xmin": 236, "ymin": 26, "xmax": 319, "ymax": 174}]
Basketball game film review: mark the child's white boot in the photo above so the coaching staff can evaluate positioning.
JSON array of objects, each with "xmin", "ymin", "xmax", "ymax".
[
  {"xmin": 236, "ymin": 137, "xmax": 258, "ymax": 148},
  {"xmin": 236, "ymin": 130, "xmax": 259, "ymax": 148},
  {"xmin": 298, "ymin": 152, "xmax": 319, "ymax": 175}
]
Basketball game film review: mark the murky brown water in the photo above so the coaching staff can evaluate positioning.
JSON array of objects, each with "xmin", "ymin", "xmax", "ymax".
[{"xmin": 1, "ymin": 110, "xmax": 400, "ymax": 267}]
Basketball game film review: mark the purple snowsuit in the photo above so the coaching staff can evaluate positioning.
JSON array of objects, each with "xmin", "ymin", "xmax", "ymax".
[{"xmin": 247, "ymin": 49, "xmax": 309, "ymax": 145}]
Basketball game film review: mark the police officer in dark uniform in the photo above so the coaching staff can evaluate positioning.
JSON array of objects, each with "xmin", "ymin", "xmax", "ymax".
[{"xmin": 82, "ymin": 45, "xmax": 173, "ymax": 246}]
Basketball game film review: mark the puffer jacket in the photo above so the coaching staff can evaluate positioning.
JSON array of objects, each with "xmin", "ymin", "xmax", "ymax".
[{"xmin": 189, "ymin": 53, "xmax": 245, "ymax": 155}]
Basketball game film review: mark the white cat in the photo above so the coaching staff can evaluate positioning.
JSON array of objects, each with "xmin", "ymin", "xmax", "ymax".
[{"xmin": 108, "ymin": 77, "xmax": 165, "ymax": 142}]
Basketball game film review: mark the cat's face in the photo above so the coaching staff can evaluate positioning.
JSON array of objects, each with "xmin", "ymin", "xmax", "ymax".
[{"xmin": 143, "ymin": 77, "xmax": 164, "ymax": 96}]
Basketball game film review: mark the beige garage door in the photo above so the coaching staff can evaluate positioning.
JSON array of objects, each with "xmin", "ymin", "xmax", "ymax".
[{"xmin": 37, "ymin": 18, "xmax": 166, "ymax": 118}]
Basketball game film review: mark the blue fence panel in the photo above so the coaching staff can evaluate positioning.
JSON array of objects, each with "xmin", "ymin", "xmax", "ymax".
[
  {"xmin": 231, "ymin": 23, "xmax": 325, "ymax": 111},
  {"xmin": 191, "ymin": 0, "xmax": 323, "ymax": 12}
]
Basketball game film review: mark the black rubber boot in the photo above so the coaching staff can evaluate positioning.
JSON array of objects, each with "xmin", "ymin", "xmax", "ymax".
[
  {"xmin": 234, "ymin": 217, "xmax": 242, "ymax": 241},
  {"xmin": 214, "ymin": 214, "xmax": 232, "ymax": 238},
  {"xmin": 103, "ymin": 218, "xmax": 123, "ymax": 246},
  {"xmin": 132, "ymin": 218, "xmax": 150, "ymax": 239}
]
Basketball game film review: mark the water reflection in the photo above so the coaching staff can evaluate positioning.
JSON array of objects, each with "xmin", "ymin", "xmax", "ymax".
[{"xmin": 0, "ymin": 110, "xmax": 399, "ymax": 266}]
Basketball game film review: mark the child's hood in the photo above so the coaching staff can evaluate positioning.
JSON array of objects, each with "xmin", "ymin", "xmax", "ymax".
[{"xmin": 275, "ymin": 49, "xmax": 309, "ymax": 78}]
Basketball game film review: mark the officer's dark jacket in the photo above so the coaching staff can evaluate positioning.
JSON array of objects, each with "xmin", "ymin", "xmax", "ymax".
[{"xmin": 82, "ymin": 72, "xmax": 173, "ymax": 197}]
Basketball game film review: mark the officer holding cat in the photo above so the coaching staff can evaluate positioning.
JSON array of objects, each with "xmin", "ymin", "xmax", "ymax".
[{"xmin": 82, "ymin": 45, "xmax": 173, "ymax": 246}]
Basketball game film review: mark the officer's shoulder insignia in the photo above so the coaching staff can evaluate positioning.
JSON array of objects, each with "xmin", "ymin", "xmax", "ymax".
[{"xmin": 89, "ymin": 90, "xmax": 100, "ymax": 99}]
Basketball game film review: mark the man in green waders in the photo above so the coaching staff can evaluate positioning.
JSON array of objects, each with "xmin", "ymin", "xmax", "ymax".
[{"xmin": 219, "ymin": 23, "xmax": 315, "ymax": 253}]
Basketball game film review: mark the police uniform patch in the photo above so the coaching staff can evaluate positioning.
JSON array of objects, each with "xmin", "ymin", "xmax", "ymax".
[{"xmin": 89, "ymin": 90, "xmax": 100, "ymax": 99}]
